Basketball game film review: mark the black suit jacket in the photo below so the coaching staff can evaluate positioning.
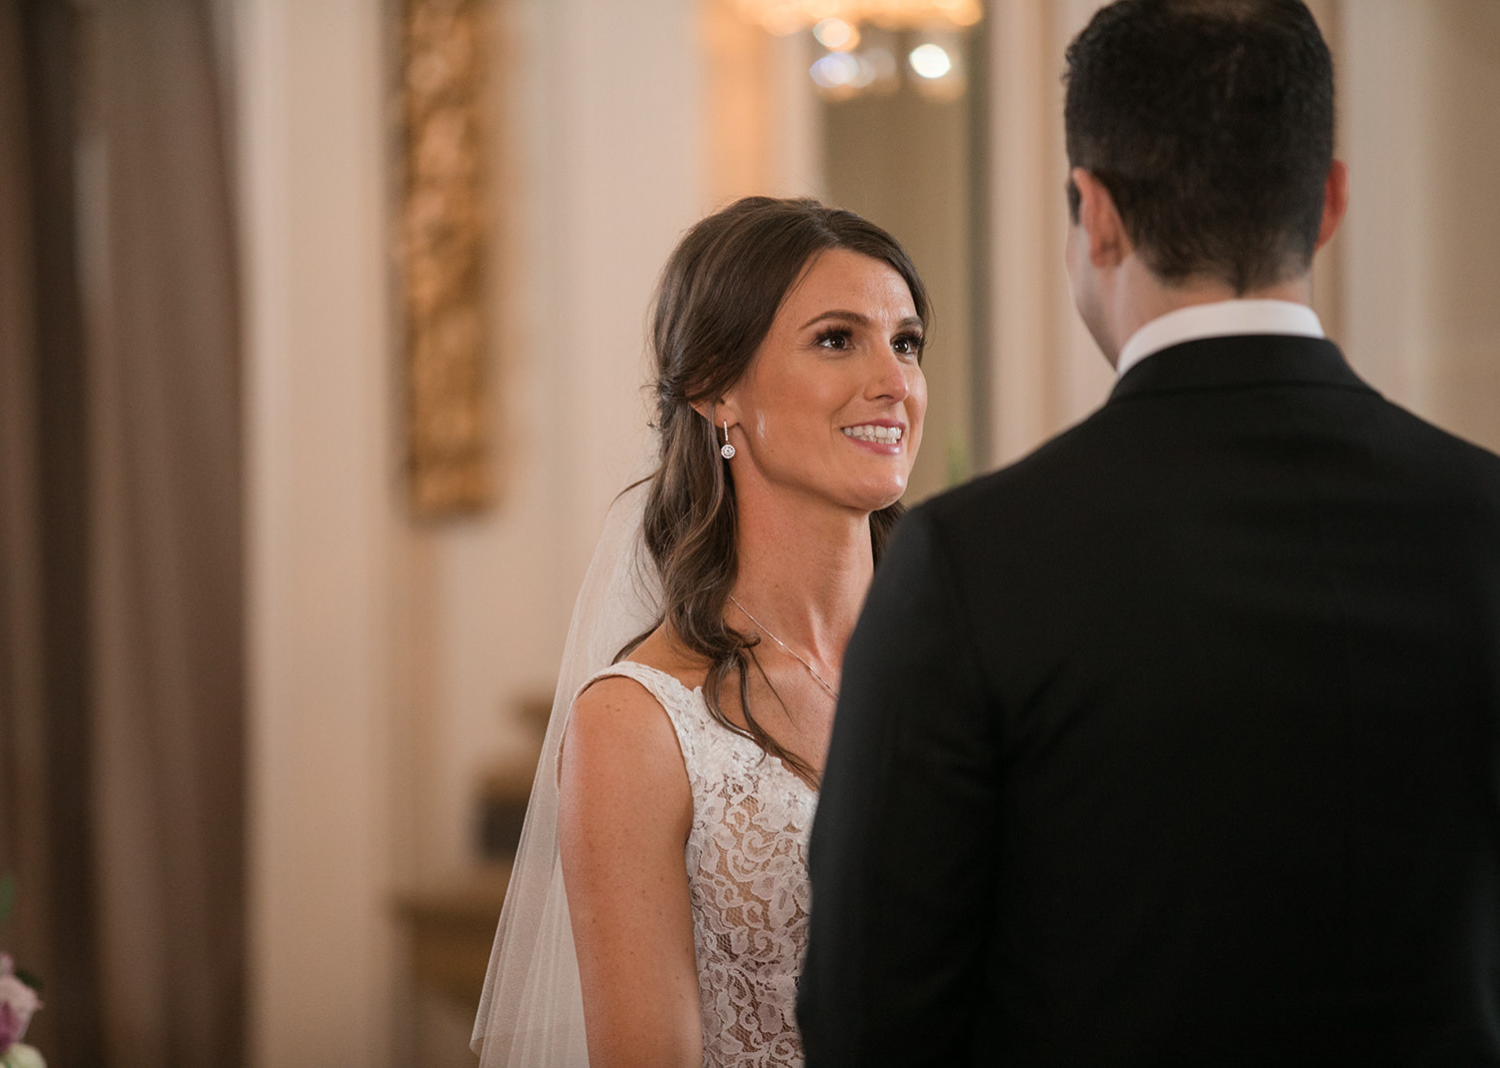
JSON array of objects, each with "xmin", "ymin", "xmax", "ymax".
[{"xmin": 799, "ymin": 336, "xmax": 1500, "ymax": 1067}]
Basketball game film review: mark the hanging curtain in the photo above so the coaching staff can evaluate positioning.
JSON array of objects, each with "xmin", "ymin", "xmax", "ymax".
[{"xmin": 0, "ymin": 1, "xmax": 245, "ymax": 1064}]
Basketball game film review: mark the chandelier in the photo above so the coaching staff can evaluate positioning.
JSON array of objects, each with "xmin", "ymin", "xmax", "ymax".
[
  {"xmin": 729, "ymin": 0, "xmax": 982, "ymax": 35},
  {"xmin": 730, "ymin": 0, "xmax": 982, "ymax": 101}
]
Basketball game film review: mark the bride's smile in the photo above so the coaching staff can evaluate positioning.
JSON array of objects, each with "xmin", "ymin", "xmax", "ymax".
[{"xmin": 840, "ymin": 421, "xmax": 905, "ymax": 447}]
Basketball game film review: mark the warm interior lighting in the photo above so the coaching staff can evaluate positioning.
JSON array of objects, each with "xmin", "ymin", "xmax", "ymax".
[
  {"xmin": 732, "ymin": 0, "xmax": 982, "ymax": 35},
  {"xmin": 814, "ymin": 17, "xmax": 860, "ymax": 50},
  {"xmin": 810, "ymin": 51, "xmax": 862, "ymax": 88},
  {"xmin": 753, "ymin": 0, "xmax": 977, "ymax": 101},
  {"xmin": 908, "ymin": 42, "xmax": 952, "ymax": 79},
  {"xmin": 810, "ymin": 50, "xmax": 881, "ymax": 92}
]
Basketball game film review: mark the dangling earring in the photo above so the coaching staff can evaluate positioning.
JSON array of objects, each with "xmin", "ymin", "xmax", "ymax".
[{"xmin": 720, "ymin": 421, "xmax": 736, "ymax": 460}]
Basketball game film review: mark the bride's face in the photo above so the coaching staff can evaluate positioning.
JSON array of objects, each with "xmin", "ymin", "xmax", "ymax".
[{"xmin": 720, "ymin": 248, "xmax": 927, "ymax": 514}]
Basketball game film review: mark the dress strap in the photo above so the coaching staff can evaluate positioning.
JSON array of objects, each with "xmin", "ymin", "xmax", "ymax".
[{"xmin": 576, "ymin": 661, "xmax": 705, "ymax": 769}]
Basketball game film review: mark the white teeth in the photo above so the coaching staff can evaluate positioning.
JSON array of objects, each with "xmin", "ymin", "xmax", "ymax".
[{"xmin": 841, "ymin": 424, "xmax": 903, "ymax": 444}]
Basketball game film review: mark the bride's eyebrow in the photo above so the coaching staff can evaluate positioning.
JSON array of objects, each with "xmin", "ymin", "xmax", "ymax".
[
  {"xmin": 799, "ymin": 310, "xmax": 923, "ymax": 331},
  {"xmin": 801, "ymin": 310, "xmax": 866, "ymax": 329}
]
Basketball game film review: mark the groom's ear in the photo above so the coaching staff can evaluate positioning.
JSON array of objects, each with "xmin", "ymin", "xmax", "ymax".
[
  {"xmin": 1070, "ymin": 168, "xmax": 1130, "ymax": 269},
  {"xmin": 1314, "ymin": 159, "xmax": 1349, "ymax": 253}
]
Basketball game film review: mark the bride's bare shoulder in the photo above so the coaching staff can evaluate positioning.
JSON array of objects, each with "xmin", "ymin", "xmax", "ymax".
[
  {"xmin": 563, "ymin": 626, "xmax": 696, "ymax": 817},
  {"xmin": 567, "ymin": 626, "xmax": 704, "ymax": 744}
]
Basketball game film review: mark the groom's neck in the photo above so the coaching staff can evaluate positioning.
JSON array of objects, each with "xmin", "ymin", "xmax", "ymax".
[{"xmin": 1100, "ymin": 257, "xmax": 1315, "ymax": 367}]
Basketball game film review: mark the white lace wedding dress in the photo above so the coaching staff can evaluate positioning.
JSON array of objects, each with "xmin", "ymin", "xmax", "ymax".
[{"xmin": 584, "ymin": 660, "xmax": 817, "ymax": 1068}]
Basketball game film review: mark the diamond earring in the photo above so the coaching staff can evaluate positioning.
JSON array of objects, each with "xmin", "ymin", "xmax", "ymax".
[{"xmin": 720, "ymin": 421, "xmax": 735, "ymax": 460}]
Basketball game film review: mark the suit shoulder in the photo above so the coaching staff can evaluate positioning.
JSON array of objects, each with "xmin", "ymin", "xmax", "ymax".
[
  {"xmin": 1371, "ymin": 396, "xmax": 1500, "ymax": 507},
  {"xmin": 912, "ymin": 411, "xmax": 1117, "ymax": 527}
]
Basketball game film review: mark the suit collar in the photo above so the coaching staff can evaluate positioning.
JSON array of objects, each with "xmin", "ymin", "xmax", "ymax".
[
  {"xmin": 1108, "ymin": 335, "xmax": 1374, "ymax": 404},
  {"xmin": 1115, "ymin": 299, "xmax": 1324, "ymax": 379}
]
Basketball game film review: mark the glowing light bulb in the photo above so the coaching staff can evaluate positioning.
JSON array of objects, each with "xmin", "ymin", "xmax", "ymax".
[
  {"xmin": 810, "ymin": 51, "xmax": 863, "ymax": 89},
  {"xmin": 908, "ymin": 43, "xmax": 952, "ymax": 80},
  {"xmin": 813, "ymin": 17, "xmax": 860, "ymax": 51}
]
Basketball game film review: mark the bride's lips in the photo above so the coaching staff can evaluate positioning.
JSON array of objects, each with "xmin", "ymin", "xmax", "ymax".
[{"xmin": 840, "ymin": 420, "xmax": 906, "ymax": 454}]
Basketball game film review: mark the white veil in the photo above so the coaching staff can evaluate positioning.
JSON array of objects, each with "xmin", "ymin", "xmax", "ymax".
[{"xmin": 472, "ymin": 474, "xmax": 662, "ymax": 1066}]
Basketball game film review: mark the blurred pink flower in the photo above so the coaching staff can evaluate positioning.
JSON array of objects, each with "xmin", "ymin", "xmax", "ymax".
[{"xmin": 0, "ymin": 954, "xmax": 40, "ymax": 1053}]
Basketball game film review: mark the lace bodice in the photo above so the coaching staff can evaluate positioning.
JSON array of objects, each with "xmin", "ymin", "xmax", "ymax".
[{"xmin": 584, "ymin": 661, "xmax": 818, "ymax": 1067}]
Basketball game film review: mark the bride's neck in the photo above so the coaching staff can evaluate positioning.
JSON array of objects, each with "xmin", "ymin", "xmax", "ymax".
[{"xmin": 730, "ymin": 492, "xmax": 875, "ymax": 667}]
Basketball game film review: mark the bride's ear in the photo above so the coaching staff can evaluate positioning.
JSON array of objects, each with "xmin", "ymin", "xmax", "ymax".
[{"xmin": 690, "ymin": 396, "xmax": 738, "ymax": 429}]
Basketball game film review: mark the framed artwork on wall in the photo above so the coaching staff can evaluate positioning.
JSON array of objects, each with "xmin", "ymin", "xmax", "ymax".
[{"xmin": 399, "ymin": 0, "xmax": 493, "ymax": 517}]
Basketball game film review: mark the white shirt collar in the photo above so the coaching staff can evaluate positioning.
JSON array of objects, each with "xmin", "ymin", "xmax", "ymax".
[{"xmin": 1115, "ymin": 299, "xmax": 1324, "ymax": 379}]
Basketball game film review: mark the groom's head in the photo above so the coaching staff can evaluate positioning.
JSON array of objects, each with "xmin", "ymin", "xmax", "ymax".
[{"xmin": 1063, "ymin": 0, "xmax": 1335, "ymax": 295}]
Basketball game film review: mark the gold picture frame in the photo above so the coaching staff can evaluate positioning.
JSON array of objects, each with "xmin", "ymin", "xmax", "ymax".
[{"xmin": 400, "ymin": 0, "xmax": 493, "ymax": 517}]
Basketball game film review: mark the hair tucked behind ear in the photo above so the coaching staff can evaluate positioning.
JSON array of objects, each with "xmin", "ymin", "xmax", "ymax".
[{"xmin": 619, "ymin": 196, "xmax": 927, "ymax": 784}]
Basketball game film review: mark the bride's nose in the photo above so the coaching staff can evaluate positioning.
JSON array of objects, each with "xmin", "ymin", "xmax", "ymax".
[{"xmin": 866, "ymin": 345, "xmax": 912, "ymax": 403}]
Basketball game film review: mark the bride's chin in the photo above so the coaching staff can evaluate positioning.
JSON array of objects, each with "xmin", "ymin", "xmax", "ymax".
[
  {"xmin": 845, "ymin": 481, "xmax": 908, "ymax": 514},
  {"xmin": 777, "ymin": 470, "xmax": 912, "ymax": 515}
]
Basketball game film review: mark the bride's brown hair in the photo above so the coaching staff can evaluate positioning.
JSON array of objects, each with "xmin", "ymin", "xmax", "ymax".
[{"xmin": 621, "ymin": 196, "xmax": 930, "ymax": 784}]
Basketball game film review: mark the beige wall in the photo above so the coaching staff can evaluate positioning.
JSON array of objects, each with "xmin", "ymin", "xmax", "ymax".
[
  {"xmin": 1423, "ymin": 1, "xmax": 1500, "ymax": 453},
  {"xmin": 1341, "ymin": 0, "xmax": 1500, "ymax": 453},
  {"xmin": 238, "ymin": 0, "xmax": 401, "ymax": 1063},
  {"xmin": 985, "ymin": 0, "xmax": 1116, "ymax": 467}
]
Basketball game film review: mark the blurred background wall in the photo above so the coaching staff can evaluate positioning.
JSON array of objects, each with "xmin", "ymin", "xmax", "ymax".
[{"xmin": 2, "ymin": 0, "xmax": 1497, "ymax": 1065}]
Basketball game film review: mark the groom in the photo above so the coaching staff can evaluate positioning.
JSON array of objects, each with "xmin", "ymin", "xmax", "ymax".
[{"xmin": 799, "ymin": 1, "xmax": 1500, "ymax": 1064}]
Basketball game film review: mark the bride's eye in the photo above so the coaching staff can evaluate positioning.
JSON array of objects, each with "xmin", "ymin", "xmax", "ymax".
[
  {"xmin": 814, "ymin": 327, "xmax": 854, "ymax": 351},
  {"xmin": 891, "ymin": 331, "xmax": 925, "ymax": 360}
]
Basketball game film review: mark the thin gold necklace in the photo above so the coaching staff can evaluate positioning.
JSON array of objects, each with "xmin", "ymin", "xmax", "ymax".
[{"xmin": 728, "ymin": 595, "xmax": 839, "ymax": 699}]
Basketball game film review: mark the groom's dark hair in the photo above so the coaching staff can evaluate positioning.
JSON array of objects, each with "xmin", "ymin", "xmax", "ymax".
[{"xmin": 1064, "ymin": 0, "xmax": 1334, "ymax": 293}]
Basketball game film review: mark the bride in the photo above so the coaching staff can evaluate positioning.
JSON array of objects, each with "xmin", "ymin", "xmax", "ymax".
[{"xmin": 473, "ymin": 196, "xmax": 930, "ymax": 1067}]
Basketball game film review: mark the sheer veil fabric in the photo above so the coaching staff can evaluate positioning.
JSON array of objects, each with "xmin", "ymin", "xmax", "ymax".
[{"xmin": 472, "ymin": 476, "xmax": 662, "ymax": 1066}]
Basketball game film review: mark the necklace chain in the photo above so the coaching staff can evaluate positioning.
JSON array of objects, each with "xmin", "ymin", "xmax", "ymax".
[{"xmin": 728, "ymin": 595, "xmax": 839, "ymax": 699}]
